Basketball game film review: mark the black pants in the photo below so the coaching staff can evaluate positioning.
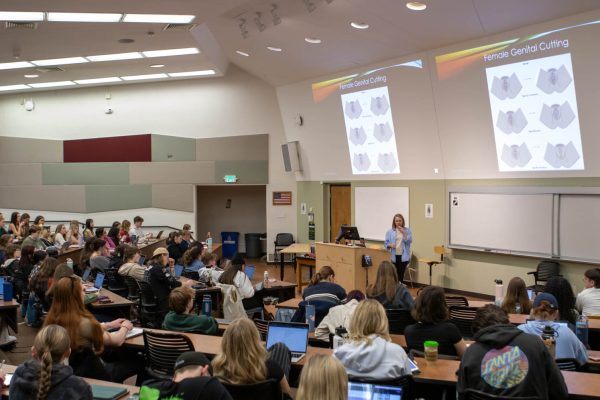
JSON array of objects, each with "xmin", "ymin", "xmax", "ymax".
[{"xmin": 394, "ymin": 255, "xmax": 409, "ymax": 283}]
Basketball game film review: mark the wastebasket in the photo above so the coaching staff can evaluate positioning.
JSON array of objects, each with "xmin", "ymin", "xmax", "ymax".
[
  {"xmin": 245, "ymin": 233, "xmax": 263, "ymax": 258},
  {"xmin": 221, "ymin": 232, "xmax": 240, "ymax": 259}
]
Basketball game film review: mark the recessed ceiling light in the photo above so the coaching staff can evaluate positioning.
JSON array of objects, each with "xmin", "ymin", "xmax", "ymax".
[
  {"xmin": 75, "ymin": 77, "xmax": 122, "ymax": 85},
  {"xmin": 0, "ymin": 61, "xmax": 34, "ymax": 70},
  {"xmin": 267, "ymin": 46, "xmax": 282, "ymax": 52},
  {"xmin": 150, "ymin": 64, "xmax": 165, "ymax": 68},
  {"xmin": 406, "ymin": 2, "xmax": 427, "ymax": 11},
  {"xmin": 31, "ymin": 57, "xmax": 89, "ymax": 66},
  {"xmin": 168, "ymin": 70, "xmax": 216, "ymax": 77},
  {"xmin": 0, "ymin": 12, "xmax": 44, "ymax": 21},
  {"xmin": 47, "ymin": 12, "xmax": 123, "ymax": 23},
  {"xmin": 122, "ymin": 14, "xmax": 195, "ymax": 24},
  {"xmin": 118, "ymin": 38, "xmax": 136, "ymax": 44},
  {"xmin": 121, "ymin": 73, "xmax": 169, "ymax": 81},
  {"xmin": 304, "ymin": 37, "xmax": 322, "ymax": 44},
  {"xmin": 0, "ymin": 84, "xmax": 31, "ymax": 92},
  {"xmin": 86, "ymin": 52, "xmax": 142, "ymax": 62},
  {"xmin": 142, "ymin": 48, "xmax": 200, "ymax": 58},
  {"xmin": 29, "ymin": 81, "xmax": 76, "ymax": 88},
  {"xmin": 24, "ymin": 74, "xmax": 39, "ymax": 78},
  {"xmin": 236, "ymin": 50, "xmax": 250, "ymax": 57},
  {"xmin": 350, "ymin": 22, "xmax": 369, "ymax": 29}
]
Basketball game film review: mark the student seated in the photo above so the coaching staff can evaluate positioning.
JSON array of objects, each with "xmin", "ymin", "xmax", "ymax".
[
  {"xmin": 66, "ymin": 220, "xmax": 82, "ymax": 248},
  {"xmin": 26, "ymin": 257, "xmax": 59, "ymax": 327},
  {"xmin": 1, "ymin": 244, "xmax": 20, "ymax": 277},
  {"xmin": 163, "ymin": 287, "xmax": 218, "ymax": 334},
  {"xmin": 501, "ymin": 277, "xmax": 532, "ymax": 315},
  {"xmin": 517, "ymin": 293, "xmax": 587, "ymax": 365},
  {"xmin": 119, "ymin": 220, "xmax": 132, "ymax": 244},
  {"xmin": 53, "ymin": 224, "xmax": 68, "ymax": 247},
  {"xmin": 404, "ymin": 285, "xmax": 466, "ymax": 357},
  {"xmin": 118, "ymin": 245, "xmax": 147, "ymax": 281},
  {"xmin": 334, "ymin": 299, "xmax": 412, "ymax": 379},
  {"xmin": 167, "ymin": 231, "xmax": 187, "ymax": 264},
  {"xmin": 314, "ymin": 290, "xmax": 365, "ymax": 342},
  {"xmin": 576, "ymin": 268, "xmax": 600, "ymax": 316},
  {"xmin": 95, "ymin": 227, "xmax": 116, "ymax": 250},
  {"xmin": 182, "ymin": 246, "xmax": 204, "ymax": 273},
  {"xmin": 0, "ymin": 234, "xmax": 10, "ymax": 266},
  {"xmin": 21, "ymin": 225, "xmax": 48, "ymax": 250},
  {"xmin": 218, "ymin": 255, "xmax": 258, "ymax": 309},
  {"xmin": 302, "ymin": 265, "xmax": 346, "ymax": 302},
  {"xmin": 83, "ymin": 219, "xmax": 95, "ymax": 240},
  {"xmin": 197, "ymin": 252, "xmax": 223, "ymax": 284},
  {"xmin": 141, "ymin": 351, "xmax": 232, "ymax": 400},
  {"xmin": 457, "ymin": 304, "xmax": 567, "ymax": 400},
  {"xmin": 146, "ymin": 247, "xmax": 186, "ymax": 323},
  {"xmin": 296, "ymin": 354, "xmax": 348, "ymax": 400},
  {"xmin": 10, "ymin": 324, "xmax": 93, "ymax": 400},
  {"xmin": 212, "ymin": 318, "xmax": 292, "ymax": 398},
  {"xmin": 543, "ymin": 276, "xmax": 578, "ymax": 326},
  {"xmin": 366, "ymin": 261, "xmax": 414, "ymax": 310}
]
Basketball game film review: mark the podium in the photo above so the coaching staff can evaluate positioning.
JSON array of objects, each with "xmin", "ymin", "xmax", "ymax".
[{"xmin": 315, "ymin": 242, "xmax": 390, "ymax": 293}]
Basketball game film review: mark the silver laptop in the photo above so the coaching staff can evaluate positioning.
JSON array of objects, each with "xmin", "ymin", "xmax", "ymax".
[{"xmin": 266, "ymin": 321, "xmax": 309, "ymax": 363}]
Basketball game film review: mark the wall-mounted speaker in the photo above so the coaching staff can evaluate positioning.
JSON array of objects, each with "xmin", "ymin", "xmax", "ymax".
[{"xmin": 281, "ymin": 141, "xmax": 302, "ymax": 172}]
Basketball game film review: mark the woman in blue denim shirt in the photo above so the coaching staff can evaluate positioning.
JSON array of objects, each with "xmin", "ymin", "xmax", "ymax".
[{"xmin": 384, "ymin": 213, "xmax": 412, "ymax": 283}]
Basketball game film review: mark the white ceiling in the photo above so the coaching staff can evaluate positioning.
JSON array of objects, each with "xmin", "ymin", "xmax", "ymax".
[{"xmin": 0, "ymin": 0, "xmax": 599, "ymax": 92}]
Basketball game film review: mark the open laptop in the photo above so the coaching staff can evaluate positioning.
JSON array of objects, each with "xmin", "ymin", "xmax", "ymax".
[
  {"xmin": 85, "ymin": 272, "xmax": 105, "ymax": 293},
  {"xmin": 245, "ymin": 265, "xmax": 255, "ymax": 280},
  {"xmin": 173, "ymin": 264, "xmax": 184, "ymax": 279},
  {"xmin": 266, "ymin": 321, "xmax": 309, "ymax": 363},
  {"xmin": 138, "ymin": 255, "xmax": 146, "ymax": 266},
  {"xmin": 348, "ymin": 382, "xmax": 403, "ymax": 400},
  {"xmin": 155, "ymin": 230, "xmax": 164, "ymax": 240},
  {"xmin": 82, "ymin": 267, "xmax": 92, "ymax": 282}
]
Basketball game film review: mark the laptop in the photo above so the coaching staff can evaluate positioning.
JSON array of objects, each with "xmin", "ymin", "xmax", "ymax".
[
  {"xmin": 82, "ymin": 267, "xmax": 92, "ymax": 282},
  {"xmin": 348, "ymin": 382, "xmax": 403, "ymax": 400},
  {"xmin": 174, "ymin": 264, "xmax": 184, "ymax": 279},
  {"xmin": 156, "ymin": 230, "xmax": 164, "ymax": 240},
  {"xmin": 86, "ymin": 272, "xmax": 105, "ymax": 293},
  {"xmin": 266, "ymin": 321, "xmax": 309, "ymax": 363},
  {"xmin": 138, "ymin": 255, "xmax": 146, "ymax": 266},
  {"xmin": 245, "ymin": 265, "xmax": 255, "ymax": 280}
]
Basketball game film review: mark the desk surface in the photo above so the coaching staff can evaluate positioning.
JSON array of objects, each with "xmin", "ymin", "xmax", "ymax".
[
  {"xmin": 280, "ymin": 243, "xmax": 311, "ymax": 254},
  {"xmin": 89, "ymin": 288, "xmax": 133, "ymax": 309},
  {"xmin": 0, "ymin": 300, "xmax": 19, "ymax": 309}
]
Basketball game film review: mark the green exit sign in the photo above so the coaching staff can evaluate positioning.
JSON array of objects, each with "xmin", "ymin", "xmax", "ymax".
[{"xmin": 223, "ymin": 175, "xmax": 238, "ymax": 183}]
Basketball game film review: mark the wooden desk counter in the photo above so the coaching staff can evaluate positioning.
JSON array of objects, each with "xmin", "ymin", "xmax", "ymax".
[
  {"xmin": 276, "ymin": 298, "xmax": 301, "ymax": 309},
  {"xmin": 0, "ymin": 300, "xmax": 19, "ymax": 333},
  {"xmin": 89, "ymin": 289, "xmax": 133, "ymax": 309},
  {"xmin": 279, "ymin": 243, "xmax": 312, "ymax": 281},
  {"xmin": 56, "ymin": 247, "xmax": 83, "ymax": 264}
]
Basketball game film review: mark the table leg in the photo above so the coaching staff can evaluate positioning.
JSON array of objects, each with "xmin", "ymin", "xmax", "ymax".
[
  {"xmin": 429, "ymin": 263, "xmax": 433, "ymax": 286},
  {"xmin": 280, "ymin": 253, "xmax": 285, "ymax": 281}
]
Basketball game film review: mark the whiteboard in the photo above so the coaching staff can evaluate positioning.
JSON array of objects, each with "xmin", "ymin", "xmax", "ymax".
[
  {"xmin": 449, "ymin": 192, "xmax": 553, "ymax": 255},
  {"xmin": 355, "ymin": 187, "xmax": 409, "ymax": 241},
  {"xmin": 559, "ymin": 195, "xmax": 600, "ymax": 262}
]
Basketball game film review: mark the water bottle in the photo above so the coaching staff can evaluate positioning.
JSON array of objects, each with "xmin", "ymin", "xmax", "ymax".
[
  {"xmin": 263, "ymin": 271, "xmax": 269, "ymax": 288},
  {"xmin": 206, "ymin": 232, "xmax": 213, "ymax": 252},
  {"xmin": 202, "ymin": 295, "xmax": 212, "ymax": 317},
  {"xmin": 576, "ymin": 314, "xmax": 589, "ymax": 348},
  {"xmin": 494, "ymin": 279, "xmax": 504, "ymax": 306},
  {"xmin": 515, "ymin": 302, "xmax": 522, "ymax": 314},
  {"xmin": 542, "ymin": 325, "xmax": 556, "ymax": 358}
]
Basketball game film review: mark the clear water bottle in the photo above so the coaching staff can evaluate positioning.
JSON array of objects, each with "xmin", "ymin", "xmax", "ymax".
[
  {"xmin": 206, "ymin": 232, "xmax": 213, "ymax": 252},
  {"xmin": 576, "ymin": 314, "xmax": 589, "ymax": 348},
  {"xmin": 515, "ymin": 302, "xmax": 522, "ymax": 314},
  {"xmin": 263, "ymin": 271, "xmax": 269, "ymax": 288},
  {"xmin": 202, "ymin": 294, "xmax": 212, "ymax": 317},
  {"xmin": 494, "ymin": 279, "xmax": 504, "ymax": 306}
]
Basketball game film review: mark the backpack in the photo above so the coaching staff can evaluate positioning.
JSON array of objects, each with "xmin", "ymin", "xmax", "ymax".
[{"xmin": 218, "ymin": 283, "xmax": 247, "ymax": 321}]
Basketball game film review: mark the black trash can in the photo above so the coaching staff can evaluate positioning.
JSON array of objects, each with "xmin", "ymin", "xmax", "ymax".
[{"xmin": 245, "ymin": 233, "xmax": 263, "ymax": 258}]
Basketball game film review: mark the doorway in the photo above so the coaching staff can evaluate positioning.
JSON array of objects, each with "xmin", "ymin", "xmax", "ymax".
[{"xmin": 329, "ymin": 185, "xmax": 351, "ymax": 243}]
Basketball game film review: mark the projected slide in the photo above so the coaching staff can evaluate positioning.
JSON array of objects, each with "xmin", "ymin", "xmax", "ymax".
[
  {"xmin": 341, "ymin": 86, "xmax": 400, "ymax": 174},
  {"xmin": 485, "ymin": 53, "xmax": 584, "ymax": 171}
]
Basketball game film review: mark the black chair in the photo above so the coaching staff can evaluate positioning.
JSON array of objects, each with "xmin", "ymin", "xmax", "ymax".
[
  {"xmin": 274, "ymin": 233, "xmax": 294, "ymax": 262},
  {"xmin": 138, "ymin": 281, "xmax": 159, "ymax": 328},
  {"xmin": 445, "ymin": 295, "xmax": 469, "ymax": 308},
  {"xmin": 124, "ymin": 276, "xmax": 140, "ymax": 301},
  {"xmin": 464, "ymin": 389, "xmax": 540, "ymax": 399},
  {"xmin": 385, "ymin": 309, "xmax": 416, "ymax": 334},
  {"xmin": 222, "ymin": 379, "xmax": 282, "ymax": 400},
  {"xmin": 254, "ymin": 319, "xmax": 269, "ymax": 341},
  {"xmin": 527, "ymin": 261, "xmax": 560, "ymax": 293},
  {"xmin": 555, "ymin": 358, "xmax": 579, "ymax": 371},
  {"xmin": 105, "ymin": 267, "xmax": 127, "ymax": 296},
  {"xmin": 449, "ymin": 306, "xmax": 479, "ymax": 339},
  {"xmin": 143, "ymin": 330, "xmax": 194, "ymax": 380},
  {"xmin": 350, "ymin": 376, "xmax": 413, "ymax": 400}
]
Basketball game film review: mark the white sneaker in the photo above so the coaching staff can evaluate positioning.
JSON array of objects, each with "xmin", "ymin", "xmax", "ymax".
[{"xmin": 0, "ymin": 335, "xmax": 16, "ymax": 346}]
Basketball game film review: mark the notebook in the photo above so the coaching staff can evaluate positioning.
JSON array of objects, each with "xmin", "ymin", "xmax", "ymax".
[
  {"xmin": 348, "ymin": 382, "xmax": 403, "ymax": 400},
  {"xmin": 245, "ymin": 265, "xmax": 255, "ymax": 280},
  {"xmin": 86, "ymin": 272, "xmax": 104, "ymax": 293},
  {"xmin": 82, "ymin": 267, "xmax": 92, "ymax": 282},
  {"xmin": 174, "ymin": 264, "xmax": 184, "ymax": 279},
  {"xmin": 266, "ymin": 321, "xmax": 309, "ymax": 363},
  {"xmin": 126, "ymin": 327, "xmax": 144, "ymax": 339},
  {"xmin": 90, "ymin": 384, "xmax": 129, "ymax": 400}
]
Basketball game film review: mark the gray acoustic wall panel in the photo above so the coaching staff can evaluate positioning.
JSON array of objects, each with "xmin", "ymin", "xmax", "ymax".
[
  {"xmin": 0, "ymin": 163, "xmax": 42, "ymax": 185},
  {"xmin": 196, "ymin": 134, "xmax": 268, "ymax": 161},
  {"xmin": 0, "ymin": 136, "xmax": 63, "ymax": 163},
  {"xmin": 85, "ymin": 185, "xmax": 152, "ymax": 213},
  {"xmin": 152, "ymin": 135, "xmax": 197, "ymax": 162},
  {"xmin": 42, "ymin": 163, "xmax": 130, "ymax": 185},
  {"xmin": 0, "ymin": 185, "xmax": 86, "ymax": 212},
  {"xmin": 130, "ymin": 161, "xmax": 215, "ymax": 184},
  {"xmin": 152, "ymin": 184, "xmax": 194, "ymax": 212}
]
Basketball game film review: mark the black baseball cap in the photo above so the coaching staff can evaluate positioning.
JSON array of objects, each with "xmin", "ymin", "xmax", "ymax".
[{"xmin": 173, "ymin": 351, "xmax": 212, "ymax": 373}]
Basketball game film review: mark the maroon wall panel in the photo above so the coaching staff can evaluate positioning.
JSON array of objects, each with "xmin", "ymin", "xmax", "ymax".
[{"xmin": 63, "ymin": 134, "xmax": 152, "ymax": 163}]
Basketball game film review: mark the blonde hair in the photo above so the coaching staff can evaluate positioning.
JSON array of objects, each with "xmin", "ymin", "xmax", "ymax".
[
  {"xmin": 33, "ymin": 324, "xmax": 71, "ymax": 400},
  {"xmin": 296, "ymin": 355, "xmax": 348, "ymax": 400},
  {"xmin": 212, "ymin": 318, "xmax": 267, "ymax": 384},
  {"xmin": 348, "ymin": 299, "xmax": 391, "ymax": 344}
]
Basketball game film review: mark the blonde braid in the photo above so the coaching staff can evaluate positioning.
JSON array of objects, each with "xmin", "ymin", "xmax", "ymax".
[{"xmin": 36, "ymin": 350, "xmax": 53, "ymax": 400}]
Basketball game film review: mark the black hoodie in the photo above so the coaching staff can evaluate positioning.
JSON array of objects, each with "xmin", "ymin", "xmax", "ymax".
[
  {"xmin": 10, "ymin": 359, "xmax": 92, "ymax": 400},
  {"xmin": 457, "ymin": 324, "xmax": 568, "ymax": 400},
  {"xmin": 142, "ymin": 377, "xmax": 232, "ymax": 400}
]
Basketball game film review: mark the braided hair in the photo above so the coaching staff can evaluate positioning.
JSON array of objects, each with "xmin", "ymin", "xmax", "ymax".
[{"xmin": 33, "ymin": 324, "xmax": 71, "ymax": 400}]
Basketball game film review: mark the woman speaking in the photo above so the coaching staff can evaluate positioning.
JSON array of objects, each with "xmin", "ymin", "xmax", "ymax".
[{"xmin": 384, "ymin": 213, "xmax": 412, "ymax": 283}]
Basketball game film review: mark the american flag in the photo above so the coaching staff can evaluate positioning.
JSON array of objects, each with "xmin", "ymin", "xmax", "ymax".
[{"xmin": 273, "ymin": 191, "xmax": 292, "ymax": 205}]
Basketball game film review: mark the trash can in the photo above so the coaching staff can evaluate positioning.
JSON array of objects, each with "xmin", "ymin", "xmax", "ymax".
[
  {"xmin": 245, "ymin": 233, "xmax": 263, "ymax": 258},
  {"xmin": 221, "ymin": 232, "xmax": 240, "ymax": 259}
]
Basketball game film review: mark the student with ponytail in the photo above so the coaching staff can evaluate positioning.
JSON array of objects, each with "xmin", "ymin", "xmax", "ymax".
[
  {"xmin": 10, "ymin": 324, "xmax": 92, "ymax": 400},
  {"xmin": 302, "ymin": 265, "xmax": 346, "ymax": 301}
]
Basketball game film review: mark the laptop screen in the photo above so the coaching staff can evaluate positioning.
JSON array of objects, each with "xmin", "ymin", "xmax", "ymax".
[
  {"xmin": 82, "ymin": 268, "xmax": 91, "ymax": 282},
  {"xmin": 94, "ymin": 272, "xmax": 105, "ymax": 289},
  {"xmin": 174, "ymin": 264, "xmax": 184, "ymax": 278},
  {"xmin": 245, "ymin": 265, "xmax": 255, "ymax": 280},
  {"xmin": 348, "ymin": 382, "xmax": 403, "ymax": 400},
  {"xmin": 266, "ymin": 322, "xmax": 309, "ymax": 353}
]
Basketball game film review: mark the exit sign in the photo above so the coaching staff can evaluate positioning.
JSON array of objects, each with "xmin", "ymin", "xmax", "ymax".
[{"xmin": 223, "ymin": 175, "xmax": 238, "ymax": 183}]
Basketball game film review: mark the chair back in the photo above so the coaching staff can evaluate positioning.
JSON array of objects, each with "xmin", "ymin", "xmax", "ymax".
[
  {"xmin": 349, "ymin": 376, "xmax": 413, "ymax": 400},
  {"xmin": 555, "ymin": 358, "xmax": 579, "ymax": 371},
  {"xmin": 445, "ymin": 295, "xmax": 469, "ymax": 308},
  {"xmin": 124, "ymin": 276, "xmax": 140, "ymax": 301},
  {"xmin": 535, "ymin": 261, "xmax": 560, "ymax": 282},
  {"xmin": 222, "ymin": 379, "xmax": 282, "ymax": 400},
  {"xmin": 274, "ymin": 233, "xmax": 294, "ymax": 247},
  {"xmin": 434, "ymin": 245, "xmax": 445, "ymax": 261},
  {"xmin": 449, "ymin": 306, "xmax": 479, "ymax": 338},
  {"xmin": 464, "ymin": 389, "xmax": 540, "ymax": 400},
  {"xmin": 253, "ymin": 319, "xmax": 269, "ymax": 340},
  {"xmin": 105, "ymin": 267, "xmax": 127, "ymax": 294},
  {"xmin": 385, "ymin": 309, "xmax": 416, "ymax": 334},
  {"xmin": 143, "ymin": 330, "xmax": 194, "ymax": 380},
  {"xmin": 138, "ymin": 281, "xmax": 158, "ymax": 327}
]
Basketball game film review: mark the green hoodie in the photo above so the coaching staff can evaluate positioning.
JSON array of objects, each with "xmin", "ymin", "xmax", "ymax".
[{"xmin": 162, "ymin": 311, "xmax": 218, "ymax": 335}]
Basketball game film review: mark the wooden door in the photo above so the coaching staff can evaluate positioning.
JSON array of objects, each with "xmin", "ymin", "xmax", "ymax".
[{"xmin": 330, "ymin": 185, "xmax": 351, "ymax": 243}]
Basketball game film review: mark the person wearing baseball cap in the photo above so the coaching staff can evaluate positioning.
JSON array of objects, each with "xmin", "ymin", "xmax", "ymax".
[
  {"xmin": 517, "ymin": 292, "xmax": 587, "ymax": 365},
  {"xmin": 146, "ymin": 247, "xmax": 182, "ymax": 325},
  {"xmin": 140, "ymin": 351, "xmax": 232, "ymax": 400}
]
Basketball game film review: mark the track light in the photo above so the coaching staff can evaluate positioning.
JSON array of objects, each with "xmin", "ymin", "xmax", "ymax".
[
  {"xmin": 238, "ymin": 18, "xmax": 249, "ymax": 39},
  {"xmin": 303, "ymin": 0, "xmax": 317, "ymax": 13},
  {"xmin": 254, "ymin": 12, "xmax": 266, "ymax": 32},
  {"xmin": 271, "ymin": 4, "xmax": 281, "ymax": 26}
]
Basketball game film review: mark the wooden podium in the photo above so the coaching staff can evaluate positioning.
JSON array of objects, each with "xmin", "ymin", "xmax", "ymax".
[{"xmin": 315, "ymin": 242, "xmax": 390, "ymax": 293}]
